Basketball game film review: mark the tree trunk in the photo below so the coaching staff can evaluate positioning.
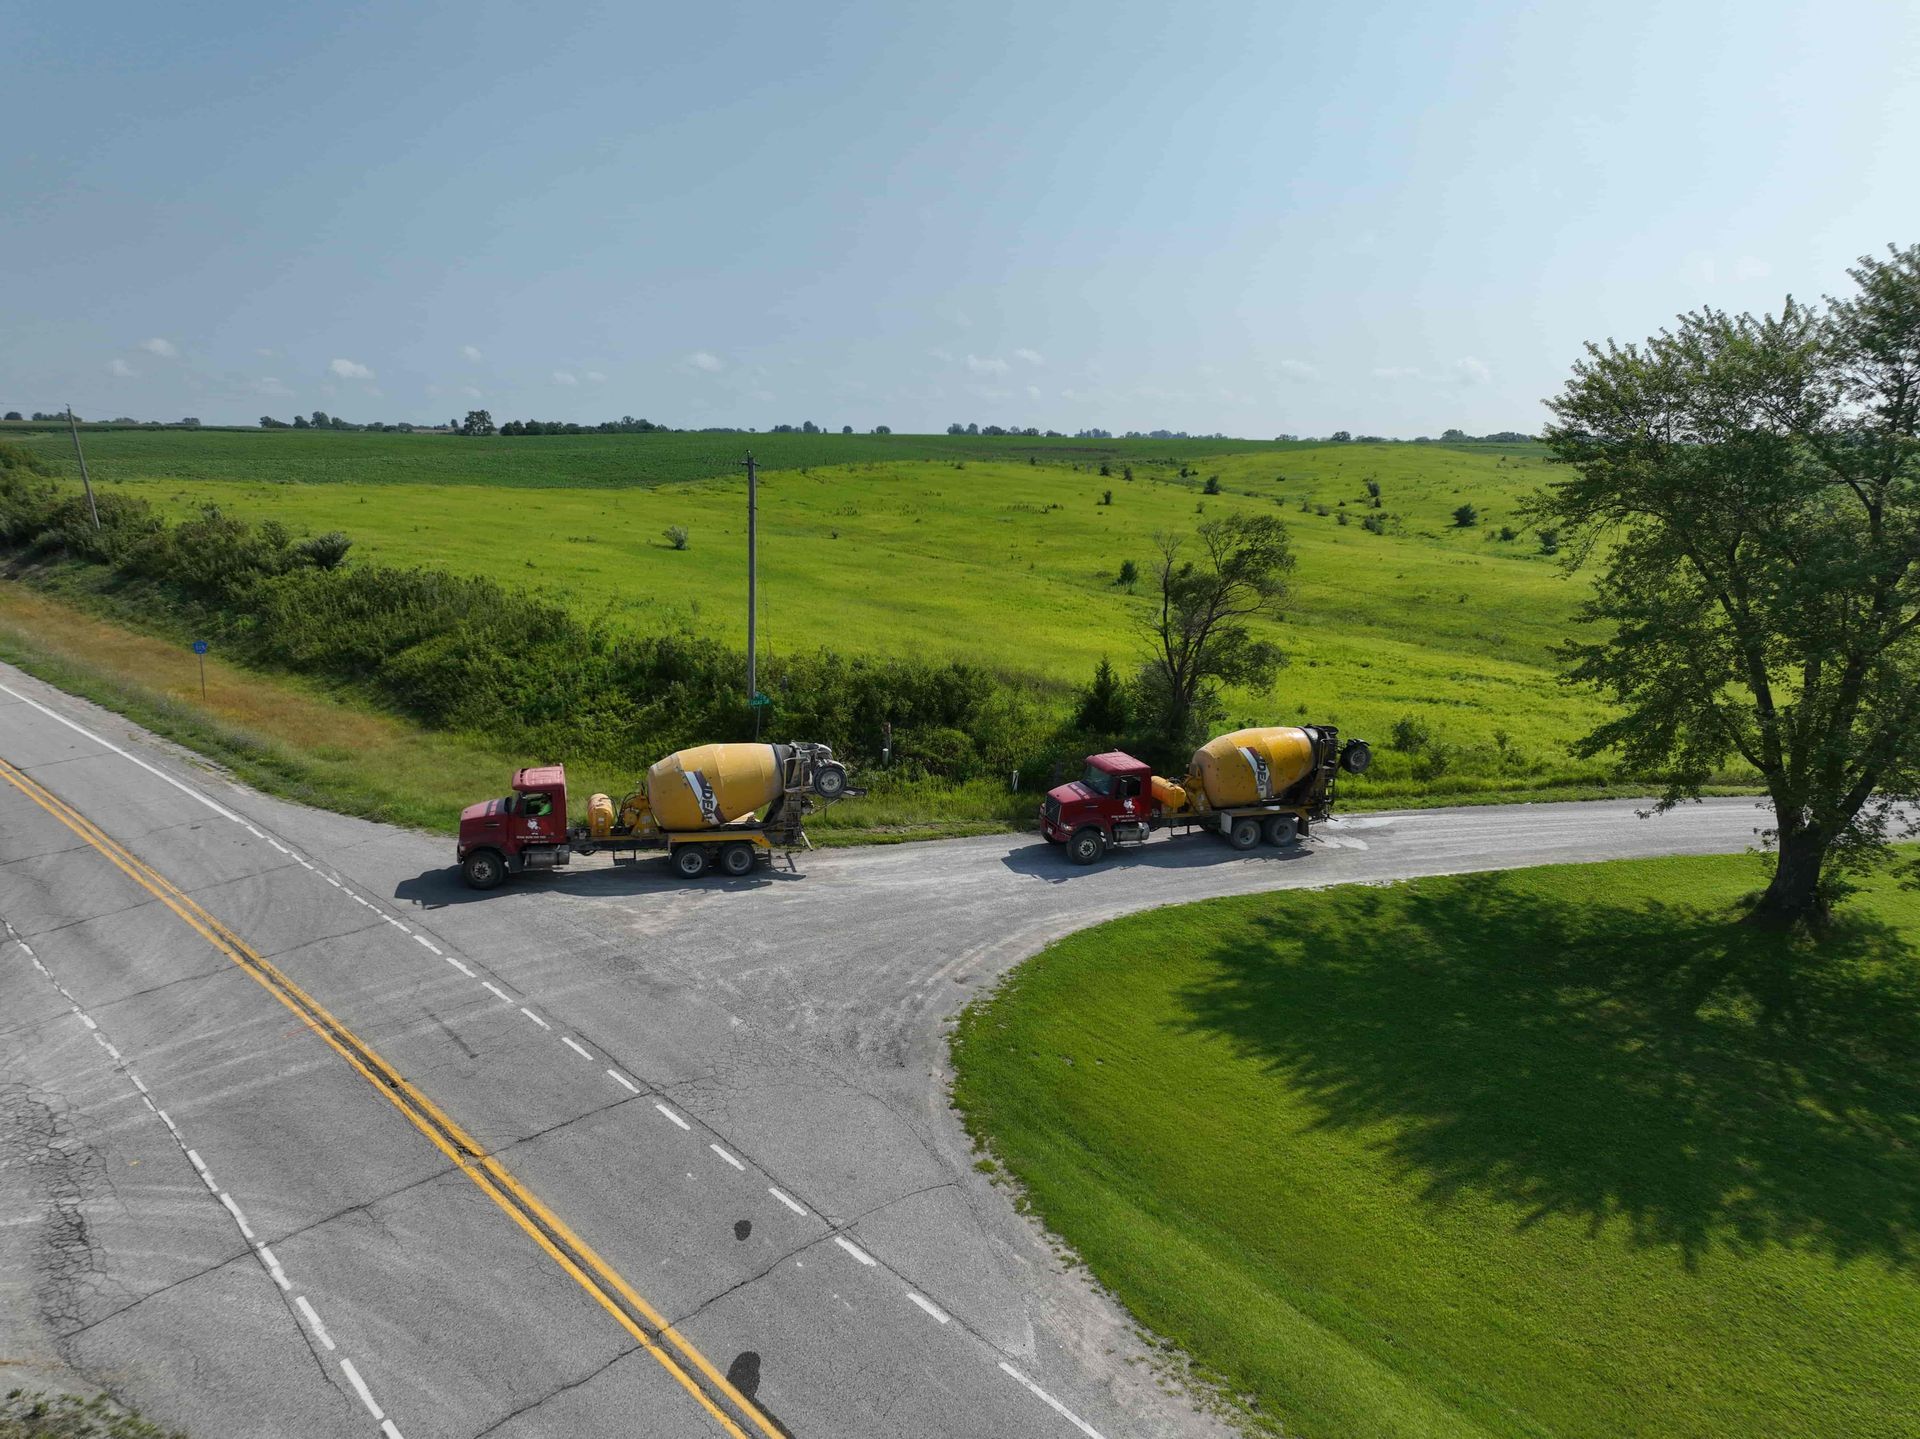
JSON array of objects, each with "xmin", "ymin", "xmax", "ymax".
[{"xmin": 1747, "ymin": 822, "xmax": 1831, "ymax": 928}]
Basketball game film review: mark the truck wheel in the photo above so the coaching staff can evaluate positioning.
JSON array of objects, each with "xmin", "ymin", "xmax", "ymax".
[
  {"xmin": 462, "ymin": 849, "xmax": 507, "ymax": 891},
  {"xmin": 1227, "ymin": 817, "xmax": 1262, "ymax": 851},
  {"xmin": 811, "ymin": 762, "xmax": 849, "ymax": 799},
  {"xmin": 672, "ymin": 845, "xmax": 710, "ymax": 879},
  {"xmin": 1067, "ymin": 827, "xmax": 1106, "ymax": 865},
  {"xmin": 1341, "ymin": 740, "xmax": 1373, "ymax": 774},
  {"xmin": 1263, "ymin": 815, "xmax": 1298, "ymax": 847},
  {"xmin": 719, "ymin": 842, "xmax": 756, "ymax": 877}
]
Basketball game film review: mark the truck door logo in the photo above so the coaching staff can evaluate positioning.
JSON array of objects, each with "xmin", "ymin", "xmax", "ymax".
[
  {"xmin": 684, "ymin": 770, "xmax": 720, "ymax": 825},
  {"xmin": 1238, "ymin": 746, "xmax": 1272, "ymax": 800}
]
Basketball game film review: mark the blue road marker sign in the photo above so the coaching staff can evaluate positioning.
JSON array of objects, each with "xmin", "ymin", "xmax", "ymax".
[{"xmin": 192, "ymin": 640, "xmax": 210, "ymax": 655}]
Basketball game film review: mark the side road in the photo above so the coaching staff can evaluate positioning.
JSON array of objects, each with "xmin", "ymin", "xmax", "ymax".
[{"xmin": 0, "ymin": 658, "xmax": 1775, "ymax": 1439}]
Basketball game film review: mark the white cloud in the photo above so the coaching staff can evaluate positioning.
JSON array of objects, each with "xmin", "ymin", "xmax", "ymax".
[
  {"xmin": 1454, "ymin": 357, "xmax": 1492, "ymax": 386},
  {"xmin": 461, "ymin": 345, "xmax": 484, "ymax": 361},
  {"xmin": 109, "ymin": 358, "xmax": 138, "ymax": 378},
  {"xmin": 1014, "ymin": 348, "xmax": 1044, "ymax": 366},
  {"xmin": 256, "ymin": 347, "xmax": 277, "ymax": 358},
  {"xmin": 255, "ymin": 376, "xmax": 292, "ymax": 396},
  {"xmin": 1372, "ymin": 365, "xmax": 1424, "ymax": 381},
  {"xmin": 329, "ymin": 357, "xmax": 375, "ymax": 381},
  {"xmin": 463, "ymin": 385, "xmax": 482, "ymax": 399},
  {"xmin": 552, "ymin": 370, "xmax": 578, "ymax": 386},
  {"xmin": 965, "ymin": 354, "xmax": 1009, "ymax": 376},
  {"xmin": 584, "ymin": 370, "xmax": 607, "ymax": 384},
  {"xmin": 1026, "ymin": 384, "xmax": 1042, "ymax": 399},
  {"xmin": 686, "ymin": 351, "xmax": 725, "ymax": 373},
  {"xmin": 1277, "ymin": 359, "xmax": 1319, "ymax": 381},
  {"xmin": 141, "ymin": 338, "xmax": 178, "ymax": 359},
  {"xmin": 927, "ymin": 346, "xmax": 954, "ymax": 363}
]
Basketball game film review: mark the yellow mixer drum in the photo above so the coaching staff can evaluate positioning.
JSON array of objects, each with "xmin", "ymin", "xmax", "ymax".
[
  {"xmin": 645, "ymin": 743, "xmax": 788, "ymax": 831},
  {"xmin": 1188, "ymin": 727, "xmax": 1319, "ymax": 809}
]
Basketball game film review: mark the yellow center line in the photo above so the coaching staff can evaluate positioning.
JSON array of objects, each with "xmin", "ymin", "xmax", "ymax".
[{"xmin": 0, "ymin": 753, "xmax": 783, "ymax": 1439}]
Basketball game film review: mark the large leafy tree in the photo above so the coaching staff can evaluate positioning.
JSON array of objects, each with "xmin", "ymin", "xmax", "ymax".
[
  {"xmin": 1136, "ymin": 514, "xmax": 1293, "ymax": 760},
  {"xmin": 1534, "ymin": 244, "xmax": 1920, "ymax": 925}
]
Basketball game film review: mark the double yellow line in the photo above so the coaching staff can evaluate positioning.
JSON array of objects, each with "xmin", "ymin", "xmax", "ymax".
[{"xmin": 0, "ymin": 753, "xmax": 781, "ymax": 1439}]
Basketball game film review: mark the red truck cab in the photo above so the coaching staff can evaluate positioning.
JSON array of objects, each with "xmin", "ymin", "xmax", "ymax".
[
  {"xmin": 1041, "ymin": 751, "xmax": 1155, "ymax": 862},
  {"xmin": 458, "ymin": 765, "xmax": 570, "ymax": 889}
]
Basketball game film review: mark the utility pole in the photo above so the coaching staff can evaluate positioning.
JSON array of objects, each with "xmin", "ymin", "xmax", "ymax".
[
  {"xmin": 66, "ymin": 406, "xmax": 100, "ymax": 531},
  {"xmin": 741, "ymin": 451, "xmax": 758, "ymax": 705}
]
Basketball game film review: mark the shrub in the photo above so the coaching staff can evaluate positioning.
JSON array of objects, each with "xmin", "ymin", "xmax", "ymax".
[
  {"xmin": 1411, "ymin": 743, "xmax": 1454, "ymax": 781},
  {"xmin": 1336, "ymin": 510, "xmax": 1350, "ymax": 525},
  {"xmin": 1497, "ymin": 525, "xmax": 1518, "ymax": 542},
  {"xmin": 1101, "ymin": 489, "xmax": 1113, "ymax": 505},
  {"xmin": 1364, "ymin": 478, "xmax": 1381, "ymax": 501},
  {"xmin": 1538, "ymin": 528, "xmax": 1561, "ymax": 555},
  {"xmin": 298, "ymin": 531, "xmax": 353, "ymax": 570},
  {"xmin": 1099, "ymin": 461, "xmax": 1112, "ymax": 477},
  {"xmin": 663, "ymin": 525, "xmax": 689, "ymax": 551},
  {"xmin": 1361, "ymin": 512, "xmax": 1388, "ymax": 535},
  {"xmin": 1390, "ymin": 714, "xmax": 1432, "ymax": 752},
  {"xmin": 1116, "ymin": 558, "xmax": 1139, "ymax": 590},
  {"xmin": 1203, "ymin": 475, "xmax": 1221, "ymax": 495},
  {"xmin": 1453, "ymin": 503, "xmax": 1479, "ymax": 527}
]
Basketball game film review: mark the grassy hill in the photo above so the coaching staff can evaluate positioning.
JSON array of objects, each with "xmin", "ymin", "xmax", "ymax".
[{"xmin": 951, "ymin": 851, "xmax": 1920, "ymax": 1439}]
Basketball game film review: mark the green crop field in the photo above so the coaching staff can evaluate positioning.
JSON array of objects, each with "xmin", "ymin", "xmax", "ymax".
[
  {"xmin": 5, "ymin": 423, "xmax": 1320, "ymax": 490},
  {"xmin": 6, "ymin": 429, "xmax": 1647, "ymax": 800},
  {"xmin": 951, "ymin": 852, "xmax": 1920, "ymax": 1439}
]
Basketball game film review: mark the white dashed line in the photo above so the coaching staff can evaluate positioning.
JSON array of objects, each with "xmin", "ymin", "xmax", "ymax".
[
  {"xmin": 382, "ymin": 1422, "xmax": 406, "ymax": 1439},
  {"xmin": 444, "ymin": 956, "xmax": 475, "ymax": 977},
  {"xmin": 414, "ymin": 935, "xmax": 443, "ymax": 955},
  {"xmin": 267, "ymin": 838, "xmax": 290, "ymax": 854},
  {"xmin": 607, "ymin": 1070, "xmax": 639, "ymax": 1093},
  {"xmin": 244, "ymin": 824, "xmax": 265, "ymax": 839},
  {"xmin": 562, "ymin": 1037, "xmax": 593, "ymax": 1061},
  {"xmin": 78, "ymin": 1013, "xmax": 97, "ymax": 1030},
  {"xmin": 998, "ymin": 1363, "xmax": 1107, "ymax": 1439},
  {"xmin": 482, "ymin": 981, "xmax": 511, "ymax": 1002},
  {"xmin": 187, "ymin": 1149, "xmax": 208, "ymax": 1174},
  {"xmin": 339, "ymin": 1358, "xmax": 384, "ymax": 1420},
  {"xmin": 256, "ymin": 1243, "xmax": 291, "ymax": 1290},
  {"xmin": 834, "ymin": 1236, "xmax": 876, "ymax": 1266},
  {"xmin": 295, "ymin": 856, "xmax": 313, "ymax": 869},
  {"xmin": 295, "ymin": 1295, "xmax": 336, "ymax": 1350},
  {"xmin": 908, "ymin": 1291, "xmax": 950, "ymax": 1324},
  {"xmin": 130, "ymin": 1075, "xmax": 147, "ymax": 1094},
  {"xmin": 324, "ymin": 872, "xmax": 342, "ymax": 886},
  {"xmin": 654, "ymin": 1102, "xmax": 690, "ymax": 1130},
  {"xmin": 386, "ymin": 918, "xmax": 410, "ymax": 933},
  {"xmin": 156, "ymin": 1109, "xmax": 177, "ymax": 1133},
  {"xmin": 768, "ymin": 1187, "xmax": 808, "ymax": 1217},
  {"xmin": 519, "ymin": 1007, "xmax": 549, "ymax": 1029},
  {"xmin": 709, "ymin": 1144, "xmax": 746, "ymax": 1171},
  {"xmin": 218, "ymin": 1192, "xmax": 256, "ymax": 1239}
]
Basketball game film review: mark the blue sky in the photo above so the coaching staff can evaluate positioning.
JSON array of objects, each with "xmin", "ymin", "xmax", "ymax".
[{"xmin": 6, "ymin": 1, "xmax": 1917, "ymax": 436}]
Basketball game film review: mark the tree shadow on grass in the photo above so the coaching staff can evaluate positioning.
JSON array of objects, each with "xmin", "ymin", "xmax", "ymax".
[{"xmin": 1174, "ymin": 873, "xmax": 1920, "ymax": 1270}]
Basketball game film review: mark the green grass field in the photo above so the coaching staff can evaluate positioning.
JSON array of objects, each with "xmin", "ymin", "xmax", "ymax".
[
  {"xmin": 6, "ymin": 428, "xmax": 1656, "ymax": 800},
  {"xmin": 951, "ymin": 853, "xmax": 1920, "ymax": 1438}
]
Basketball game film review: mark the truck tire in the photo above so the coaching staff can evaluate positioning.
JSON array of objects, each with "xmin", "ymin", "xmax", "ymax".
[
  {"xmin": 672, "ymin": 844, "xmax": 710, "ymax": 879},
  {"xmin": 811, "ymin": 762, "xmax": 849, "ymax": 799},
  {"xmin": 1341, "ymin": 739, "xmax": 1373, "ymax": 774},
  {"xmin": 1263, "ymin": 815, "xmax": 1298, "ymax": 847},
  {"xmin": 1067, "ymin": 827, "xmax": 1106, "ymax": 865},
  {"xmin": 1227, "ymin": 817, "xmax": 1262, "ymax": 850},
  {"xmin": 462, "ymin": 849, "xmax": 507, "ymax": 891},
  {"xmin": 719, "ymin": 842, "xmax": 756, "ymax": 877}
]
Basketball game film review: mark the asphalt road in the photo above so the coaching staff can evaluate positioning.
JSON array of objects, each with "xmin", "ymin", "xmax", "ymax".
[{"xmin": 0, "ymin": 659, "xmax": 1779, "ymax": 1439}]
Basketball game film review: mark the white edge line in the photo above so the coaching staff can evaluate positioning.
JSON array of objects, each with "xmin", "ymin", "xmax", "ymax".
[
  {"xmin": 339, "ymin": 1358, "xmax": 383, "ymax": 1420},
  {"xmin": 561, "ymin": 1037, "xmax": 593, "ymax": 1060},
  {"xmin": 908, "ymin": 1291, "xmax": 950, "ymax": 1323},
  {"xmin": 607, "ymin": 1069, "xmax": 638, "ymax": 1093},
  {"xmin": 768, "ymin": 1186, "xmax": 808, "ymax": 1216},
  {"xmin": 654, "ymin": 1102, "xmax": 690, "ymax": 1130},
  {"xmin": 709, "ymin": 1143, "xmax": 746, "ymax": 1171},
  {"xmin": 0, "ymin": 680, "xmax": 244, "ymax": 822},
  {"xmin": 834, "ymin": 1235, "xmax": 876, "ymax": 1266},
  {"xmin": 294, "ymin": 1295, "xmax": 336, "ymax": 1351},
  {"xmin": 998, "ymin": 1363, "xmax": 1107, "ymax": 1439}
]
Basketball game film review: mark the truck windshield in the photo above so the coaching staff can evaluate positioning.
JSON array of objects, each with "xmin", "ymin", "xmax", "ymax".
[{"xmin": 1079, "ymin": 764, "xmax": 1115, "ymax": 796}]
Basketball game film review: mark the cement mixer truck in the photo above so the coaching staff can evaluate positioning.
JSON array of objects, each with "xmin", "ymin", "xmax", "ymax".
[
  {"xmin": 1040, "ymin": 726, "xmax": 1371, "ymax": 865},
  {"xmin": 457, "ymin": 742, "xmax": 855, "ymax": 889}
]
